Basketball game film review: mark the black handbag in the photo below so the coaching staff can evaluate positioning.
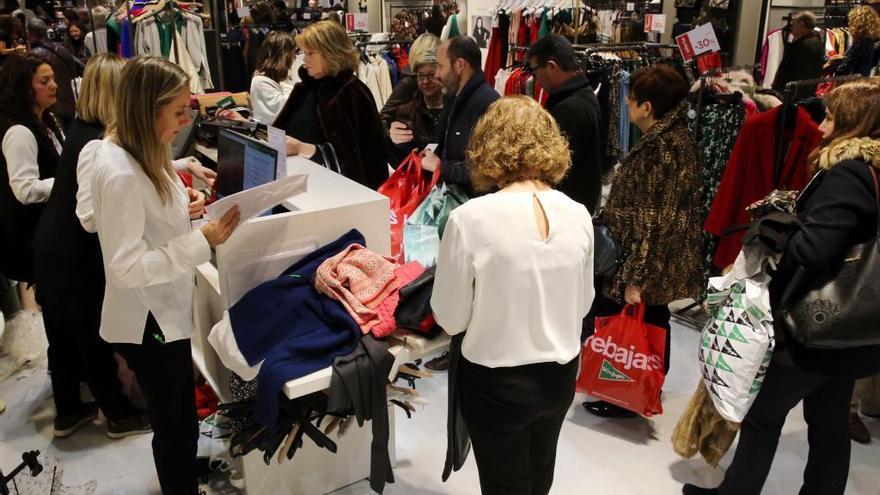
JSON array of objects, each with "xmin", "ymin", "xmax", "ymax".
[
  {"xmin": 778, "ymin": 166, "xmax": 880, "ymax": 349},
  {"xmin": 593, "ymin": 219, "xmax": 622, "ymax": 277}
]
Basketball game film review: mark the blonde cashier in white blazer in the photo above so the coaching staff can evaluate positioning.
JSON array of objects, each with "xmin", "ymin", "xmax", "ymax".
[{"xmin": 89, "ymin": 55, "xmax": 240, "ymax": 494}]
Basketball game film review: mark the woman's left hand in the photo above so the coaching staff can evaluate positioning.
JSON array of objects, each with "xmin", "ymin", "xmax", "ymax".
[
  {"xmin": 184, "ymin": 157, "xmax": 217, "ymax": 187},
  {"xmin": 625, "ymin": 285, "xmax": 643, "ymax": 305},
  {"xmin": 187, "ymin": 187, "xmax": 206, "ymax": 219}
]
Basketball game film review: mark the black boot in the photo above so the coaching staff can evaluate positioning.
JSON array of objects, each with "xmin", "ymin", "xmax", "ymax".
[
  {"xmin": 682, "ymin": 483, "xmax": 719, "ymax": 495},
  {"xmin": 582, "ymin": 400, "xmax": 637, "ymax": 418}
]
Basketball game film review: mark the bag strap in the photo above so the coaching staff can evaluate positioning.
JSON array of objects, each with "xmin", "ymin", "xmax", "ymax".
[
  {"xmin": 868, "ymin": 165, "xmax": 879, "ymax": 238},
  {"xmin": 622, "ymin": 303, "xmax": 646, "ymax": 322}
]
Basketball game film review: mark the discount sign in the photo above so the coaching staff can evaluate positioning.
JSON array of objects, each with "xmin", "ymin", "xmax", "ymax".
[
  {"xmin": 643, "ymin": 14, "xmax": 667, "ymax": 33},
  {"xmin": 345, "ymin": 13, "xmax": 370, "ymax": 32},
  {"xmin": 675, "ymin": 23, "xmax": 721, "ymax": 62}
]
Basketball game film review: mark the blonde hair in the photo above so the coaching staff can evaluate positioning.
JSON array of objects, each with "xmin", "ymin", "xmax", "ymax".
[
  {"xmin": 113, "ymin": 56, "xmax": 189, "ymax": 204},
  {"xmin": 76, "ymin": 53, "xmax": 126, "ymax": 127},
  {"xmin": 295, "ymin": 21, "xmax": 359, "ymax": 76},
  {"xmin": 849, "ymin": 6, "xmax": 880, "ymax": 40},
  {"xmin": 409, "ymin": 33, "xmax": 440, "ymax": 71},
  {"xmin": 467, "ymin": 96, "xmax": 571, "ymax": 192}
]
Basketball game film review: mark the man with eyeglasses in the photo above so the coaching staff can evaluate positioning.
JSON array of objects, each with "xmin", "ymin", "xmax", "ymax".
[{"xmin": 527, "ymin": 35, "xmax": 602, "ymax": 213}]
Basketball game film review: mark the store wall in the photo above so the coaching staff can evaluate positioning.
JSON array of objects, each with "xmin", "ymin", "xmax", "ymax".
[
  {"xmin": 734, "ymin": 0, "xmax": 763, "ymax": 67},
  {"xmin": 367, "ymin": 0, "xmax": 381, "ymax": 33},
  {"xmin": 661, "ymin": 0, "xmax": 676, "ymax": 43}
]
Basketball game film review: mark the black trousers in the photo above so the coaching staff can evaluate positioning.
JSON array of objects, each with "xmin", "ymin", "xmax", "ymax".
[
  {"xmin": 718, "ymin": 349, "xmax": 855, "ymax": 495},
  {"xmin": 458, "ymin": 356, "xmax": 578, "ymax": 495},
  {"xmin": 40, "ymin": 297, "xmax": 134, "ymax": 420},
  {"xmin": 582, "ymin": 294, "xmax": 672, "ymax": 374},
  {"xmin": 115, "ymin": 315, "xmax": 198, "ymax": 495}
]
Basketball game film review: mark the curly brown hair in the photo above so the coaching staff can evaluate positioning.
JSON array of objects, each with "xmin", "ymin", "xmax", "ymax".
[
  {"xmin": 466, "ymin": 95, "xmax": 571, "ymax": 193},
  {"xmin": 849, "ymin": 6, "xmax": 880, "ymax": 40}
]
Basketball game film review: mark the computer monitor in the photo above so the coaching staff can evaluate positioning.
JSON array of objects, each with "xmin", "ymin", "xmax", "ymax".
[{"xmin": 214, "ymin": 128, "xmax": 279, "ymax": 199}]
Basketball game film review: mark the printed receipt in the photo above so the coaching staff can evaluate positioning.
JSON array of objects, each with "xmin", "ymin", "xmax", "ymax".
[{"xmin": 205, "ymin": 173, "xmax": 309, "ymax": 223}]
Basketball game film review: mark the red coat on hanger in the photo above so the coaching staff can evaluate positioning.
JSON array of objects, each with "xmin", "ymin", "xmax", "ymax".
[{"xmin": 704, "ymin": 105, "xmax": 823, "ymax": 269}]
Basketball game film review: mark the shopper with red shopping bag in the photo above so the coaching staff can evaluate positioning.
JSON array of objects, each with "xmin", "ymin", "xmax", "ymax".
[
  {"xmin": 583, "ymin": 64, "xmax": 703, "ymax": 419},
  {"xmin": 578, "ymin": 304, "xmax": 667, "ymax": 416},
  {"xmin": 378, "ymin": 150, "xmax": 439, "ymax": 261}
]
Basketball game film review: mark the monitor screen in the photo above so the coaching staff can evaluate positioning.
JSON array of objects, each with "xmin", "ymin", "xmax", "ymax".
[{"xmin": 215, "ymin": 129, "xmax": 278, "ymax": 199}]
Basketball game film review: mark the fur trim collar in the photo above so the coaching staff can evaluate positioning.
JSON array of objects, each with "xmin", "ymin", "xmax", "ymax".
[{"xmin": 818, "ymin": 137, "xmax": 880, "ymax": 170}]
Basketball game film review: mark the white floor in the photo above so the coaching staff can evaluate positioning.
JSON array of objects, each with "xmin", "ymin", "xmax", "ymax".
[{"xmin": 1, "ymin": 318, "xmax": 879, "ymax": 495}]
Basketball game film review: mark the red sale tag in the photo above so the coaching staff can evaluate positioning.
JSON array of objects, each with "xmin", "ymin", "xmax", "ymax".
[
  {"xmin": 676, "ymin": 23, "xmax": 720, "ymax": 62},
  {"xmin": 676, "ymin": 32, "xmax": 696, "ymax": 61}
]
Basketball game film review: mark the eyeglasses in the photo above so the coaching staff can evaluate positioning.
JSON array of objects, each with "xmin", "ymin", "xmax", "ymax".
[
  {"xmin": 416, "ymin": 72, "xmax": 437, "ymax": 81},
  {"xmin": 525, "ymin": 61, "xmax": 548, "ymax": 75}
]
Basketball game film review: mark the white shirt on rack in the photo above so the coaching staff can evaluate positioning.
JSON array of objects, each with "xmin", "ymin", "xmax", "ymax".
[
  {"xmin": 88, "ymin": 138, "xmax": 211, "ymax": 344},
  {"xmin": 3, "ymin": 125, "xmax": 62, "ymax": 205},
  {"xmin": 431, "ymin": 189, "xmax": 595, "ymax": 368}
]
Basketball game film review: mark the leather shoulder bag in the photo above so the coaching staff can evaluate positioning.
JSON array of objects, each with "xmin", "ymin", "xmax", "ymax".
[
  {"xmin": 778, "ymin": 165, "xmax": 880, "ymax": 349},
  {"xmin": 592, "ymin": 218, "xmax": 622, "ymax": 277}
]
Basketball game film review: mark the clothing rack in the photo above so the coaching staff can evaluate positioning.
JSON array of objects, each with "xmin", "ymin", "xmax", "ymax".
[
  {"xmin": 773, "ymin": 74, "xmax": 863, "ymax": 186},
  {"xmin": 574, "ymin": 42, "xmax": 678, "ymax": 56},
  {"xmin": 356, "ymin": 39, "xmax": 414, "ymax": 47},
  {"xmin": 244, "ymin": 22, "xmax": 294, "ymax": 31}
]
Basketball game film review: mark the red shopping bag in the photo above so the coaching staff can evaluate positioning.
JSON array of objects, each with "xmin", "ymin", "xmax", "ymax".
[
  {"xmin": 378, "ymin": 150, "xmax": 439, "ymax": 261},
  {"xmin": 578, "ymin": 304, "xmax": 667, "ymax": 417}
]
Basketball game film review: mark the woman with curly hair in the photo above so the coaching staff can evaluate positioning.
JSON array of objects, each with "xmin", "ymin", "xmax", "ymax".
[
  {"xmin": 431, "ymin": 95, "xmax": 594, "ymax": 495},
  {"xmin": 835, "ymin": 6, "xmax": 880, "ymax": 76},
  {"xmin": 0, "ymin": 53, "xmax": 64, "ymax": 286},
  {"xmin": 0, "ymin": 52, "xmax": 73, "ymax": 428}
]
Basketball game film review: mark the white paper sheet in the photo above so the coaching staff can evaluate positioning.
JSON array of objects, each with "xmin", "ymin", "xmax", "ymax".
[
  {"xmin": 205, "ymin": 173, "xmax": 308, "ymax": 223},
  {"xmin": 268, "ymin": 125, "xmax": 287, "ymax": 177}
]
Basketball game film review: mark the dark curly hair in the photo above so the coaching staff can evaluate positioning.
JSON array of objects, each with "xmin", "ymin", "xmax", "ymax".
[{"xmin": 0, "ymin": 52, "xmax": 62, "ymax": 139}]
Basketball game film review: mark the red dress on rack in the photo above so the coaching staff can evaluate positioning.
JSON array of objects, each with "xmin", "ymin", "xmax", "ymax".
[
  {"xmin": 704, "ymin": 105, "xmax": 822, "ymax": 269},
  {"xmin": 485, "ymin": 26, "xmax": 503, "ymax": 86}
]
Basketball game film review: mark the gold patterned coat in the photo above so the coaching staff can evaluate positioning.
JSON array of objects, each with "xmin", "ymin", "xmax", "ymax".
[{"xmin": 602, "ymin": 101, "xmax": 704, "ymax": 305}]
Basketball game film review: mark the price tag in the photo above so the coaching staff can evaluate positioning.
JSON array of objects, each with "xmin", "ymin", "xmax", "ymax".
[
  {"xmin": 675, "ymin": 23, "xmax": 720, "ymax": 62},
  {"xmin": 268, "ymin": 126, "xmax": 287, "ymax": 178},
  {"xmin": 644, "ymin": 13, "xmax": 666, "ymax": 33}
]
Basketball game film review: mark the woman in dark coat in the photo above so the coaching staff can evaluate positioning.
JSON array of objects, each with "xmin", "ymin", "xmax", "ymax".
[
  {"xmin": 274, "ymin": 21, "xmax": 388, "ymax": 189},
  {"xmin": 583, "ymin": 64, "xmax": 704, "ymax": 418},
  {"xmin": 684, "ymin": 80, "xmax": 880, "ymax": 495}
]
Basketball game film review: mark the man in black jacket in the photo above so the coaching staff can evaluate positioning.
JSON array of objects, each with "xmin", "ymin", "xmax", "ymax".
[
  {"xmin": 772, "ymin": 11, "xmax": 824, "ymax": 92},
  {"xmin": 527, "ymin": 35, "xmax": 602, "ymax": 213},
  {"xmin": 422, "ymin": 36, "xmax": 499, "ymax": 197}
]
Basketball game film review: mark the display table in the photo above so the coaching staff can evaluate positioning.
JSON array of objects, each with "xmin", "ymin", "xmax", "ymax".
[{"xmin": 191, "ymin": 149, "xmax": 449, "ymax": 495}]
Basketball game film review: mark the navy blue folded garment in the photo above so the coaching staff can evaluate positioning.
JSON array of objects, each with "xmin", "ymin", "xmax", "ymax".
[{"xmin": 229, "ymin": 229, "xmax": 365, "ymax": 427}]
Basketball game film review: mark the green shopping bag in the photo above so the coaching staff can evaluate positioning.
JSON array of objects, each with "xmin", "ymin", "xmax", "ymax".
[{"xmin": 403, "ymin": 183, "xmax": 469, "ymax": 266}]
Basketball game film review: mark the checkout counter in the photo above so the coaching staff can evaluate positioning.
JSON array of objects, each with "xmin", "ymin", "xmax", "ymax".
[{"xmin": 190, "ymin": 144, "xmax": 450, "ymax": 494}]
